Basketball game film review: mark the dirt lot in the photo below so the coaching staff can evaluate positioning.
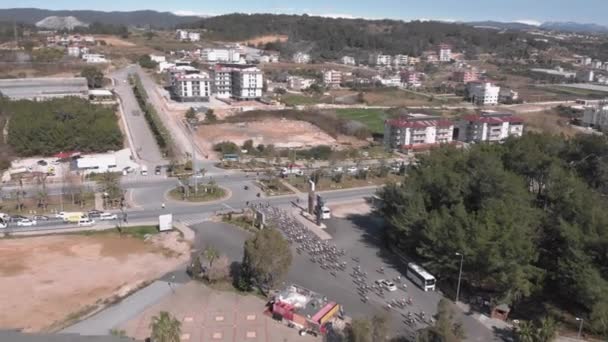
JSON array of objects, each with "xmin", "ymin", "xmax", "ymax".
[
  {"xmin": 519, "ymin": 109, "xmax": 579, "ymax": 136},
  {"xmin": 329, "ymin": 200, "xmax": 373, "ymax": 218},
  {"xmin": 196, "ymin": 119, "xmax": 338, "ymax": 152},
  {"xmin": 0, "ymin": 231, "xmax": 189, "ymax": 332},
  {"xmin": 94, "ymin": 35, "xmax": 136, "ymax": 47},
  {"xmin": 238, "ymin": 34, "xmax": 288, "ymax": 45}
]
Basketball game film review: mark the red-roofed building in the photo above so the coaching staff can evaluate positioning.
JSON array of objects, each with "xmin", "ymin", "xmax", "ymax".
[
  {"xmin": 384, "ymin": 114, "xmax": 455, "ymax": 151},
  {"xmin": 456, "ymin": 112, "xmax": 524, "ymax": 143}
]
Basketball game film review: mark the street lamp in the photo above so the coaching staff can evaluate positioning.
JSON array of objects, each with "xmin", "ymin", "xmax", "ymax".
[
  {"xmin": 455, "ymin": 252, "xmax": 464, "ymax": 304},
  {"xmin": 576, "ymin": 317, "xmax": 584, "ymax": 339}
]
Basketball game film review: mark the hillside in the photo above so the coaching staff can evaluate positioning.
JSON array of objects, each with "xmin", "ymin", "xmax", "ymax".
[{"xmin": 0, "ymin": 8, "xmax": 200, "ymax": 28}]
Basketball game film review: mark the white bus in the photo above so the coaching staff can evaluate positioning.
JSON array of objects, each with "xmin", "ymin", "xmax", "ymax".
[{"xmin": 406, "ymin": 262, "xmax": 436, "ymax": 291}]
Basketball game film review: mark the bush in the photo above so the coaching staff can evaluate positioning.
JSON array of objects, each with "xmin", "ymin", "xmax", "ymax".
[{"xmin": 213, "ymin": 141, "xmax": 240, "ymax": 155}]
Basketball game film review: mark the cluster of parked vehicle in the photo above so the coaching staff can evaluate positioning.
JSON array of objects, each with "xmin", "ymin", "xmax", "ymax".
[{"xmin": 0, "ymin": 209, "xmax": 119, "ymax": 229}]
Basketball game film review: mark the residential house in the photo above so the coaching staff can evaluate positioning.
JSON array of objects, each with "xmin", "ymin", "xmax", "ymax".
[
  {"xmin": 369, "ymin": 53, "xmax": 392, "ymax": 66},
  {"xmin": 400, "ymin": 71, "xmax": 422, "ymax": 88},
  {"xmin": 150, "ymin": 55, "xmax": 166, "ymax": 63},
  {"xmin": 393, "ymin": 55, "xmax": 409, "ymax": 67},
  {"xmin": 82, "ymin": 53, "xmax": 108, "ymax": 63},
  {"xmin": 467, "ymin": 82, "xmax": 500, "ymax": 105},
  {"xmin": 67, "ymin": 45, "xmax": 81, "ymax": 57},
  {"xmin": 582, "ymin": 103, "xmax": 608, "ymax": 130},
  {"xmin": 453, "ymin": 69, "xmax": 479, "ymax": 83},
  {"xmin": 323, "ymin": 70, "xmax": 342, "ymax": 87},
  {"xmin": 576, "ymin": 69, "xmax": 595, "ymax": 83},
  {"xmin": 439, "ymin": 44, "xmax": 452, "ymax": 62},
  {"xmin": 287, "ymin": 76, "xmax": 316, "ymax": 91},
  {"xmin": 293, "ymin": 52, "xmax": 311, "ymax": 64},
  {"xmin": 171, "ymin": 72, "xmax": 212, "ymax": 102},
  {"xmin": 201, "ymin": 49, "xmax": 241, "ymax": 64},
  {"xmin": 341, "ymin": 56, "xmax": 356, "ymax": 65},
  {"xmin": 384, "ymin": 114, "xmax": 454, "ymax": 151},
  {"xmin": 455, "ymin": 112, "xmax": 524, "ymax": 143},
  {"xmin": 498, "ymin": 88, "xmax": 519, "ymax": 103}
]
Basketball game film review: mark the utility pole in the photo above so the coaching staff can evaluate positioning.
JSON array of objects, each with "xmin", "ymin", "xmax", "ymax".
[
  {"xmin": 455, "ymin": 252, "xmax": 464, "ymax": 303},
  {"xmin": 190, "ymin": 122, "xmax": 198, "ymax": 194},
  {"xmin": 13, "ymin": 20, "xmax": 18, "ymax": 47}
]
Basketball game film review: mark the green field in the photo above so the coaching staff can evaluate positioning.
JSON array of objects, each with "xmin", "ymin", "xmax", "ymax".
[
  {"xmin": 539, "ymin": 85, "xmax": 608, "ymax": 99},
  {"xmin": 335, "ymin": 108, "xmax": 388, "ymax": 134},
  {"xmin": 280, "ymin": 94, "xmax": 324, "ymax": 106}
]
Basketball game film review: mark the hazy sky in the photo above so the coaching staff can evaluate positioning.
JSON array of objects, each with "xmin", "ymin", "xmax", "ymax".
[{"xmin": 7, "ymin": 0, "xmax": 608, "ymax": 25}]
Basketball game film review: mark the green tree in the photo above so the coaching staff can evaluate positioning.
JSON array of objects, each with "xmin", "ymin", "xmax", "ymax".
[
  {"xmin": 241, "ymin": 228, "xmax": 292, "ymax": 290},
  {"xmin": 348, "ymin": 318, "xmax": 372, "ymax": 342},
  {"xmin": 205, "ymin": 109, "xmax": 217, "ymax": 123},
  {"xmin": 185, "ymin": 108, "xmax": 197, "ymax": 121},
  {"xmin": 203, "ymin": 246, "xmax": 219, "ymax": 268},
  {"xmin": 81, "ymin": 66, "xmax": 104, "ymax": 88},
  {"xmin": 138, "ymin": 54, "xmax": 158, "ymax": 69},
  {"xmin": 242, "ymin": 139, "xmax": 254, "ymax": 153},
  {"xmin": 149, "ymin": 311, "xmax": 181, "ymax": 342}
]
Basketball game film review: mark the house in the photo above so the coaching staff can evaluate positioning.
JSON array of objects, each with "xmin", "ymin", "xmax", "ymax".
[
  {"xmin": 201, "ymin": 49, "xmax": 241, "ymax": 64},
  {"xmin": 188, "ymin": 32, "xmax": 200, "ymax": 42},
  {"xmin": 592, "ymin": 60, "xmax": 603, "ymax": 69},
  {"xmin": 323, "ymin": 70, "xmax": 342, "ymax": 86},
  {"xmin": 455, "ymin": 112, "xmax": 524, "ymax": 143},
  {"xmin": 375, "ymin": 75, "xmax": 402, "ymax": 87},
  {"xmin": 176, "ymin": 29, "xmax": 189, "ymax": 41},
  {"xmin": 369, "ymin": 53, "xmax": 392, "ymax": 66},
  {"xmin": 498, "ymin": 88, "xmax": 519, "ymax": 103},
  {"xmin": 408, "ymin": 57, "xmax": 421, "ymax": 66},
  {"xmin": 287, "ymin": 76, "xmax": 316, "ymax": 91},
  {"xmin": 439, "ymin": 44, "xmax": 452, "ymax": 62},
  {"xmin": 467, "ymin": 82, "xmax": 500, "ymax": 105},
  {"xmin": 400, "ymin": 71, "xmax": 422, "ymax": 88},
  {"xmin": 582, "ymin": 103, "xmax": 608, "ymax": 130},
  {"xmin": 150, "ymin": 54, "xmax": 166, "ymax": 63},
  {"xmin": 453, "ymin": 69, "xmax": 478, "ymax": 83},
  {"xmin": 393, "ymin": 54, "xmax": 409, "ymax": 67},
  {"xmin": 171, "ymin": 72, "xmax": 212, "ymax": 102},
  {"xmin": 271, "ymin": 284, "xmax": 341, "ymax": 336},
  {"xmin": 67, "ymin": 45, "xmax": 81, "ymax": 57},
  {"xmin": 341, "ymin": 56, "xmax": 356, "ymax": 65},
  {"xmin": 293, "ymin": 52, "xmax": 311, "ymax": 64},
  {"xmin": 384, "ymin": 114, "xmax": 454, "ymax": 151},
  {"xmin": 157, "ymin": 61, "xmax": 176, "ymax": 73},
  {"xmin": 82, "ymin": 53, "xmax": 108, "ymax": 63},
  {"xmin": 230, "ymin": 65, "xmax": 264, "ymax": 100},
  {"xmin": 576, "ymin": 69, "xmax": 595, "ymax": 83}
]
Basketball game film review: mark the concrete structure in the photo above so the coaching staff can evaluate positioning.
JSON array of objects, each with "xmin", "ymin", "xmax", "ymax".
[
  {"xmin": 530, "ymin": 67, "xmax": 576, "ymax": 79},
  {"xmin": 287, "ymin": 76, "xmax": 316, "ymax": 91},
  {"xmin": 88, "ymin": 89, "xmax": 115, "ymax": 103},
  {"xmin": 456, "ymin": 112, "xmax": 524, "ymax": 143},
  {"xmin": 271, "ymin": 284, "xmax": 341, "ymax": 335},
  {"xmin": 0, "ymin": 77, "xmax": 88, "ymax": 100},
  {"xmin": 369, "ymin": 53, "xmax": 392, "ymax": 66},
  {"xmin": 323, "ymin": 70, "xmax": 342, "ymax": 86},
  {"xmin": 82, "ymin": 53, "xmax": 108, "ymax": 63},
  {"xmin": 400, "ymin": 71, "xmax": 422, "ymax": 88},
  {"xmin": 375, "ymin": 75, "xmax": 402, "ymax": 87},
  {"xmin": 592, "ymin": 60, "xmax": 604, "ymax": 69},
  {"xmin": 188, "ymin": 32, "xmax": 200, "ymax": 42},
  {"xmin": 582, "ymin": 103, "xmax": 608, "ymax": 130},
  {"xmin": 176, "ymin": 29, "xmax": 188, "ymax": 40},
  {"xmin": 172, "ymin": 72, "xmax": 212, "ymax": 102},
  {"xmin": 67, "ymin": 45, "xmax": 81, "ymax": 57},
  {"xmin": 393, "ymin": 54, "xmax": 409, "ymax": 67},
  {"xmin": 231, "ymin": 65, "xmax": 263, "ymax": 100},
  {"xmin": 293, "ymin": 52, "xmax": 311, "ymax": 64},
  {"xmin": 149, "ymin": 54, "xmax": 166, "ymax": 63},
  {"xmin": 453, "ymin": 69, "xmax": 479, "ymax": 83},
  {"xmin": 384, "ymin": 114, "xmax": 454, "ymax": 151},
  {"xmin": 76, "ymin": 154, "xmax": 118, "ymax": 174},
  {"xmin": 467, "ymin": 82, "xmax": 500, "ymax": 105},
  {"xmin": 341, "ymin": 56, "xmax": 356, "ymax": 65},
  {"xmin": 211, "ymin": 65, "xmax": 233, "ymax": 99},
  {"xmin": 201, "ymin": 48, "xmax": 241, "ymax": 64},
  {"xmin": 157, "ymin": 61, "xmax": 176, "ymax": 73},
  {"xmin": 576, "ymin": 69, "xmax": 595, "ymax": 83},
  {"xmin": 498, "ymin": 88, "xmax": 519, "ymax": 103},
  {"xmin": 439, "ymin": 44, "xmax": 452, "ymax": 62}
]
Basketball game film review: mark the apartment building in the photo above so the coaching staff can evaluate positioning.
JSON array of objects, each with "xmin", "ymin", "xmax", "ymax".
[
  {"xmin": 211, "ymin": 65, "xmax": 233, "ymax": 99},
  {"xmin": 576, "ymin": 69, "xmax": 595, "ymax": 83},
  {"xmin": 341, "ymin": 56, "xmax": 356, "ymax": 65},
  {"xmin": 176, "ymin": 30, "xmax": 200, "ymax": 42},
  {"xmin": 393, "ymin": 55, "xmax": 409, "ymax": 67},
  {"xmin": 467, "ymin": 82, "xmax": 500, "ymax": 105},
  {"xmin": 201, "ymin": 49, "xmax": 241, "ymax": 64},
  {"xmin": 453, "ymin": 69, "xmax": 478, "ymax": 83},
  {"xmin": 455, "ymin": 112, "xmax": 524, "ymax": 143},
  {"xmin": 176, "ymin": 30, "xmax": 189, "ymax": 41},
  {"xmin": 582, "ymin": 104, "xmax": 608, "ymax": 130},
  {"xmin": 408, "ymin": 57, "xmax": 421, "ymax": 66},
  {"xmin": 293, "ymin": 52, "xmax": 311, "ymax": 64},
  {"xmin": 384, "ymin": 114, "xmax": 454, "ymax": 151},
  {"xmin": 439, "ymin": 44, "xmax": 452, "ymax": 62},
  {"xmin": 323, "ymin": 70, "xmax": 342, "ymax": 86},
  {"xmin": 172, "ymin": 72, "xmax": 212, "ymax": 102},
  {"xmin": 67, "ymin": 46, "xmax": 81, "ymax": 57},
  {"xmin": 231, "ymin": 66, "xmax": 263, "ymax": 100},
  {"xmin": 400, "ymin": 71, "xmax": 422, "ymax": 88},
  {"xmin": 369, "ymin": 53, "xmax": 392, "ymax": 66},
  {"xmin": 287, "ymin": 76, "xmax": 316, "ymax": 91},
  {"xmin": 188, "ymin": 32, "xmax": 201, "ymax": 42}
]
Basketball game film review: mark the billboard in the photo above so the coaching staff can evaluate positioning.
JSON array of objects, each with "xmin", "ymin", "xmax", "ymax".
[{"xmin": 159, "ymin": 214, "xmax": 173, "ymax": 232}]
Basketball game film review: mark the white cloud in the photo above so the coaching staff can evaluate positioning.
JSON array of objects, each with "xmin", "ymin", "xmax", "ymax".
[
  {"xmin": 314, "ymin": 13, "xmax": 357, "ymax": 19},
  {"xmin": 515, "ymin": 19, "xmax": 542, "ymax": 26},
  {"xmin": 172, "ymin": 10, "xmax": 211, "ymax": 17}
]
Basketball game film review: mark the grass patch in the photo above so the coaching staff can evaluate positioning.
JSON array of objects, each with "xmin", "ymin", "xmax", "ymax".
[
  {"xmin": 168, "ymin": 186, "xmax": 226, "ymax": 202},
  {"xmin": 0, "ymin": 193, "xmax": 95, "ymax": 215},
  {"xmin": 257, "ymin": 178, "xmax": 295, "ymax": 196},
  {"xmin": 335, "ymin": 108, "xmax": 388, "ymax": 134},
  {"xmin": 280, "ymin": 93, "xmax": 324, "ymax": 106},
  {"xmin": 287, "ymin": 173, "xmax": 400, "ymax": 191},
  {"xmin": 75, "ymin": 225, "xmax": 159, "ymax": 239},
  {"xmin": 538, "ymin": 85, "xmax": 608, "ymax": 99}
]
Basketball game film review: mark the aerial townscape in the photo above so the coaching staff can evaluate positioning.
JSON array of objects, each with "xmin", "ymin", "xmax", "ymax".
[{"xmin": 1, "ymin": 1, "xmax": 608, "ymax": 342}]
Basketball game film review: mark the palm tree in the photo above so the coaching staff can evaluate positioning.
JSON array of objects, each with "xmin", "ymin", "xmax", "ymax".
[
  {"xmin": 149, "ymin": 311, "xmax": 181, "ymax": 342},
  {"xmin": 515, "ymin": 320, "xmax": 537, "ymax": 342}
]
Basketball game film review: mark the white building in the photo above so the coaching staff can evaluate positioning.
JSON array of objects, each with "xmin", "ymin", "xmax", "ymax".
[
  {"xmin": 150, "ymin": 54, "xmax": 166, "ymax": 63},
  {"xmin": 439, "ymin": 44, "xmax": 452, "ymax": 62},
  {"xmin": 201, "ymin": 49, "xmax": 241, "ymax": 64},
  {"xmin": 157, "ymin": 61, "xmax": 176, "ymax": 73},
  {"xmin": 287, "ymin": 76, "xmax": 316, "ymax": 91},
  {"xmin": 400, "ymin": 71, "xmax": 422, "ymax": 88},
  {"xmin": 384, "ymin": 114, "xmax": 454, "ymax": 151},
  {"xmin": 323, "ymin": 70, "xmax": 342, "ymax": 86},
  {"xmin": 67, "ymin": 46, "xmax": 81, "ymax": 57},
  {"xmin": 341, "ymin": 56, "xmax": 356, "ymax": 65},
  {"xmin": 499, "ymin": 88, "xmax": 519, "ymax": 103},
  {"xmin": 369, "ymin": 54, "xmax": 392, "ymax": 66},
  {"xmin": 76, "ymin": 154, "xmax": 117, "ymax": 174},
  {"xmin": 188, "ymin": 32, "xmax": 201, "ymax": 42},
  {"xmin": 211, "ymin": 65, "xmax": 233, "ymax": 99},
  {"xmin": 467, "ymin": 82, "xmax": 500, "ymax": 105},
  {"xmin": 582, "ymin": 104, "xmax": 608, "ymax": 130},
  {"xmin": 375, "ymin": 75, "xmax": 402, "ymax": 87},
  {"xmin": 393, "ymin": 54, "xmax": 409, "ymax": 67},
  {"xmin": 172, "ymin": 72, "xmax": 212, "ymax": 102},
  {"xmin": 293, "ymin": 52, "xmax": 311, "ymax": 64},
  {"xmin": 576, "ymin": 69, "xmax": 595, "ymax": 83},
  {"xmin": 592, "ymin": 60, "xmax": 604, "ymax": 69},
  {"xmin": 176, "ymin": 29, "xmax": 189, "ymax": 41},
  {"xmin": 231, "ymin": 66, "xmax": 263, "ymax": 100},
  {"xmin": 456, "ymin": 112, "xmax": 524, "ymax": 143},
  {"xmin": 82, "ymin": 53, "xmax": 108, "ymax": 63}
]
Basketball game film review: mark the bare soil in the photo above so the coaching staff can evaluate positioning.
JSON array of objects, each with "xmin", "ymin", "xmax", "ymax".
[
  {"xmin": 519, "ymin": 109, "xmax": 579, "ymax": 136},
  {"xmin": 94, "ymin": 35, "xmax": 136, "ymax": 47},
  {"xmin": 329, "ymin": 200, "xmax": 372, "ymax": 218},
  {"xmin": 238, "ymin": 34, "xmax": 288, "ymax": 45},
  {"xmin": 0, "ymin": 231, "xmax": 189, "ymax": 332}
]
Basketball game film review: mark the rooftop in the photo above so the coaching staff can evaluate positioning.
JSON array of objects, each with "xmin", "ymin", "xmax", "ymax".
[
  {"xmin": 387, "ymin": 114, "xmax": 453, "ymax": 129},
  {"xmin": 0, "ymin": 77, "xmax": 89, "ymax": 100},
  {"xmin": 275, "ymin": 284, "xmax": 333, "ymax": 320},
  {"xmin": 461, "ymin": 113, "xmax": 524, "ymax": 124}
]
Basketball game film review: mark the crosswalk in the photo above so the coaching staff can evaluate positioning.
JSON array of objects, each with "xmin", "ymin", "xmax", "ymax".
[{"xmin": 176, "ymin": 213, "xmax": 211, "ymax": 226}]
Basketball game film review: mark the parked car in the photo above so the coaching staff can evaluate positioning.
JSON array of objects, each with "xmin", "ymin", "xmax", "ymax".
[
  {"xmin": 33, "ymin": 215, "xmax": 49, "ymax": 221},
  {"xmin": 88, "ymin": 210, "xmax": 103, "ymax": 218},
  {"xmin": 376, "ymin": 279, "xmax": 398, "ymax": 292},
  {"xmin": 155, "ymin": 165, "xmax": 162, "ymax": 175},
  {"xmin": 17, "ymin": 219, "xmax": 37, "ymax": 227},
  {"xmin": 37, "ymin": 160, "xmax": 48, "ymax": 166},
  {"xmin": 99, "ymin": 212, "xmax": 118, "ymax": 221},
  {"xmin": 347, "ymin": 166, "xmax": 358, "ymax": 174},
  {"xmin": 9, "ymin": 215, "xmax": 27, "ymax": 222},
  {"xmin": 78, "ymin": 218, "xmax": 95, "ymax": 227},
  {"xmin": 332, "ymin": 166, "xmax": 344, "ymax": 173},
  {"xmin": 55, "ymin": 212, "xmax": 66, "ymax": 219}
]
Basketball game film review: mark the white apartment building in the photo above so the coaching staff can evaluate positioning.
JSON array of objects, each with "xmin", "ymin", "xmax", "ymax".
[
  {"xmin": 176, "ymin": 30, "xmax": 189, "ymax": 41},
  {"xmin": 341, "ymin": 56, "xmax": 356, "ymax": 65},
  {"xmin": 82, "ymin": 53, "xmax": 108, "ymax": 63},
  {"xmin": 172, "ymin": 72, "xmax": 212, "ymax": 102},
  {"xmin": 582, "ymin": 104, "xmax": 608, "ymax": 130},
  {"xmin": 150, "ymin": 54, "xmax": 166, "ymax": 63},
  {"xmin": 456, "ymin": 112, "xmax": 524, "ymax": 143},
  {"xmin": 400, "ymin": 71, "xmax": 422, "ymax": 88},
  {"xmin": 323, "ymin": 70, "xmax": 342, "ymax": 86},
  {"xmin": 157, "ymin": 61, "xmax": 176, "ymax": 73},
  {"xmin": 369, "ymin": 54, "xmax": 392, "ymax": 66},
  {"xmin": 393, "ymin": 54, "xmax": 409, "ymax": 67},
  {"xmin": 67, "ymin": 46, "xmax": 81, "ymax": 57},
  {"xmin": 211, "ymin": 65, "xmax": 233, "ymax": 99},
  {"xmin": 293, "ymin": 52, "xmax": 311, "ymax": 64},
  {"xmin": 287, "ymin": 76, "xmax": 316, "ymax": 91},
  {"xmin": 467, "ymin": 82, "xmax": 500, "ymax": 105},
  {"xmin": 231, "ymin": 66, "xmax": 263, "ymax": 100},
  {"xmin": 188, "ymin": 32, "xmax": 201, "ymax": 42},
  {"xmin": 439, "ymin": 44, "xmax": 452, "ymax": 62},
  {"xmin": 201, "ymin": 49, "xmax": 241, "ymax": 64},
  {"xmin": 384, "ymin": 114, "xmax": 454, "ymax": 151}
]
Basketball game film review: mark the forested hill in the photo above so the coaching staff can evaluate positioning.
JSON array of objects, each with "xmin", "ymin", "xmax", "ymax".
[{"xmin": 183, "ymin": 13, "xmax": 531, "ymax": 60}]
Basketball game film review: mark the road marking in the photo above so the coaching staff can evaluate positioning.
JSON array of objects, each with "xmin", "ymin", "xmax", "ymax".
[{"xmin": 222, "ymin": 203, "xmax": 235, "ymax": 211}]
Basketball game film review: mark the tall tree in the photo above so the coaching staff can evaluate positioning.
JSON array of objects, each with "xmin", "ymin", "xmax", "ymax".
[
  {"xmin": 241, "ymin": 228, "xmax": 292, "ymax": 290},
  {"xmin": 149, "ymin": 311, "xmax": 181, "ymax": 342},
  {"xmin": 81, "ymin": 66, "xmax": 104, "ymax": 89}
]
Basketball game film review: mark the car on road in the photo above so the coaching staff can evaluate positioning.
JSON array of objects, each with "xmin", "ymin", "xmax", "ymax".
[
  {"xmin": 332, "ymin": 166, "xmax": 343, "ymax": 173},
  {"xmin": 155, "ymin": 165, "xmax": 162, "ymax": 175},
  {"xmin": 33, "ymin": 215, "xmax": 49, "ymax": 221},
  {"xmin": 376, "ymin": 279, "xmax": 398, "ymax": 292},
  {"xmin": 88, "ymin": 210, "xmax": 103, "ymax": 218},
  {"xmin": 17, "ymin": 219, "xmax": 37, "ymax": 227},
  {"xmin": 78, "ymin": 218, "xmax": 95, "ymax": 227},
  {"xmin": 99, "ymin": 212, "xmax": 118, "ymax": 221},
  {"xmin": 10, "ymin": 215, "xmax": 27, "ymax": 222},
  {"xmin": 347, "ymin": 166, "xmax": 358, "ymax": 174}
]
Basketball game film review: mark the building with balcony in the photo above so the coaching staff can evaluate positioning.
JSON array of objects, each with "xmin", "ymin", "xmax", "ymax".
[
  {"xmin": 467, "ymin": 82, "xmax": 500, "ymax": 105},
  {"xmin": 384, "ymin": 114, "xmax": 454, "ymax": 151},
  {"xmin": 455, "ymin": 112, "xmax": 524, "ymax": 143},
  {"xmin": 369, "ymin": 53, "xmax": 392, "ymax": 66},
  {"xmin": 453, "ymin": 69, "xmax": 478, "ymax": 83},
  {"xmin": 171, "ymin": 72, "xmax": 212, "ymax": 102},
  {"xmin": 293, "ymin": 52, "xmax": 311, "ymax": 64},
  {"xmin": 439, "ymin": 44, "xmax": 452, "ymax": 62},
  {"xmin": 323, "ymin": 70, "xmax": 342, "ymax": 86},
  {"xmin": 393, "ymin": 54, "xmax": 409, "ymax": 67},
  {"xmin": 211, "ymin": 65, "xmax": 233, "ymax": 99},
  {"xmin": 230, "ymin": 65, "xmax": 264, "ymax": 100}
]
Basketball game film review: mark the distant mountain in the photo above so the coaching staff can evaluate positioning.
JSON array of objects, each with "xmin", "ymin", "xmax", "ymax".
[
  {"xmin": 465, "ymin": 21, "xmax": 537, "ymax": 31},
  {"xmin": 540, "ymin": 21, "xmax": 608, "ymax": 34},
  {"xmin": 0, "ymin": 8, "xmax": 201, "ymax": 28},
  {"xmin": 35, "ymin": 16, "xmax": 88, "ymax": 30}
]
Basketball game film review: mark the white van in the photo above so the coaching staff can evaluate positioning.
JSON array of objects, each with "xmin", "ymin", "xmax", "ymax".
[
  {"xmin": 141, "ymin": 165, "xmax": 148, "ymax": 176},
  {"xmin": 78, "ymin": 218, "xmax": 95, "ymax": 227},
  {"xmin": 315, "ymin": 206, "xmax": 331, "ymax": 220}
]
